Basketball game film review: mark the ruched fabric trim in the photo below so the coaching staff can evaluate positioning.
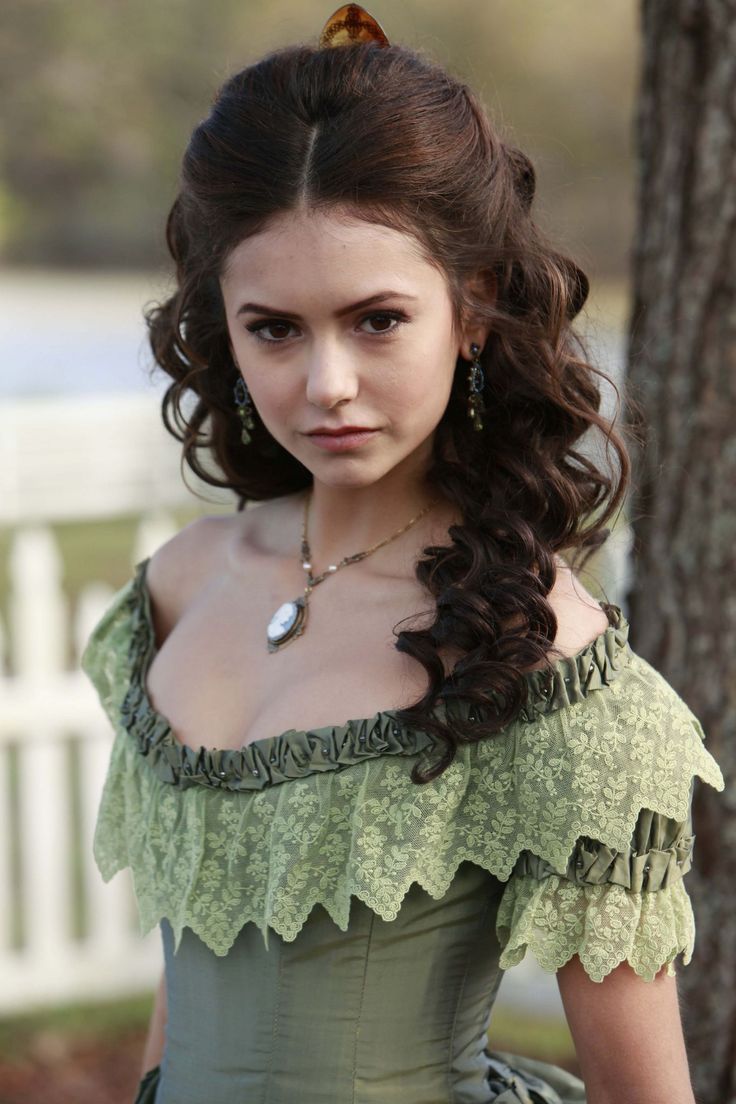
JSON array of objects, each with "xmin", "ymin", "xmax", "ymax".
[
  {"xmin": 81, "ymin": 561, "xmax": 725, "ymax": 970},
  {"xmin": 512, "ymin": 806, "xmax": 695, "ymax": 892},
  {"xmin": 123, "ymin": 680, "xmax": 434, "ymax": 791}
]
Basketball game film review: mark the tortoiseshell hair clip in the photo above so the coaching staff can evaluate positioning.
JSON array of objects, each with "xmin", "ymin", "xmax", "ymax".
[{"xmin": 318, "ymin": 4, "xmax": 390, "ymax": 48}]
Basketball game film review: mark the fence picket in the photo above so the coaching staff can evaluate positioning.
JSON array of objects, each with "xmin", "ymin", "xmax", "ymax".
[
  {"xmin": 18, "ymin": 732, "xmax": 72, "ymax": 963},
  {"xmin": 9, "ymin": 526, "xmax": 66, "ymax": 678}
]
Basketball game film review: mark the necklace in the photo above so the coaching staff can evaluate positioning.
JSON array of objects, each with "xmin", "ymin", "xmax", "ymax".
[{"xmin": 266, "ymin": 491, "xmax": 438, "ymax": 653}]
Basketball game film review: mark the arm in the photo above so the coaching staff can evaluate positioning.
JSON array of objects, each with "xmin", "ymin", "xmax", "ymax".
[
  {"xmin": 557, "ymin": 955, "xmax": 694, "ymax": 1104},
  {"xmin": 140, "ymin": 968, "xmax": 168, "ymax": 1078}
]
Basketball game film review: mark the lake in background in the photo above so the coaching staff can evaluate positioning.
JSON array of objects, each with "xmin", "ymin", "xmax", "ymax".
[{"xmin": 0, "ymin": 269, "xmax": 175, "ymax": 398}]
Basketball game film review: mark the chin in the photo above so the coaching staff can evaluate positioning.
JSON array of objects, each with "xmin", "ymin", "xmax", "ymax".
[
  {"xmin": 306, "ymin": 454, "xmax": 399, "ymax": 486},
  {"xmin": 311, "ymin": 466, "xmax": 385, "ymax": 489}
]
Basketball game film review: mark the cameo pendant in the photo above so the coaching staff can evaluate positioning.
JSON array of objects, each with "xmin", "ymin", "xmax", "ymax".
[{"xmin": 267, "ymin": 596, "xmax": 308, "ymax": 653}]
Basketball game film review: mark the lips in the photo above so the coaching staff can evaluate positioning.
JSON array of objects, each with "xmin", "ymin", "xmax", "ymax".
[
  {"xmin": 306, "ymin": 427, "xmax": 379, "ymax": 452},
  {"xmin": 307, "ymin": 426, "xmax": 375, "ymax": 436}
]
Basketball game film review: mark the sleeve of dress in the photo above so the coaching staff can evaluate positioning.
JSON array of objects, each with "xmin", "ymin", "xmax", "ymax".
[
  {"xmin": 79, "ymin": 571, "xmax": 141, "ymax": 731},
  {"xmin": 495, "ymin": 803, "xmax": 696, "ymax": 982},
  {"xmin": 492, "ymin": 650, "xmax": 724, "ymax": 984}
]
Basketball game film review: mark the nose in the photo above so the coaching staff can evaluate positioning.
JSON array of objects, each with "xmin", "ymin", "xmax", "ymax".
[{"xmin": 304, "ymin": 342, "xmax": 360, "ymax": 409}]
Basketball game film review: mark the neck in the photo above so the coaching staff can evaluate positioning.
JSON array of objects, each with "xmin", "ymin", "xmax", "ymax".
[{"xmin": 301, "ymin": 453, "xmax": 449, "ymax": 572}]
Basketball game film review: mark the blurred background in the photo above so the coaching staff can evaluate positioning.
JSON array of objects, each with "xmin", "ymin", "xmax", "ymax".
[{"xmin": 0, "ymin": 2, "xmax": 638, "ymax": 1100}]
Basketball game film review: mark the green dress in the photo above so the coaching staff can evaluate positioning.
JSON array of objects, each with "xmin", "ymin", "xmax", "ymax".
[{"xmin": 80, "ymin": 557, "xmax": 724, "ymax": 1104}]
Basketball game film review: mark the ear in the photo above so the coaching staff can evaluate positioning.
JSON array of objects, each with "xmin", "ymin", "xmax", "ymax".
[{"xmin": 458, "ymin": 268, "xmax": 497, "ymax": 358}]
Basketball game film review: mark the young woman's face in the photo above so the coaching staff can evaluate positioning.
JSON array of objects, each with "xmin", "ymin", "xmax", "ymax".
[{"xmin": 220, "ymin": 206, "xmax": 473, "ymax": 490}]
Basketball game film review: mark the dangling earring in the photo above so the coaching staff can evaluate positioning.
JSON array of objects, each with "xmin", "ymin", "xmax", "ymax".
[
  {"xmin": 467, "ymin": 342, "xmax": 485, "ymax": 431},
  {"xmin": 233, "ymin": 376, "xmax": 256, "ymax": 444}
]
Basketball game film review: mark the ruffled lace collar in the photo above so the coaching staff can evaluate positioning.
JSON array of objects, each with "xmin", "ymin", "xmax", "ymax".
[{"xmin": 119, "ymin": 556, "xmax": 633, "ymax": 791}]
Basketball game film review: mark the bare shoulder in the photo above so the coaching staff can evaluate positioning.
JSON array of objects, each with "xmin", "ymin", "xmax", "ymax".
[
  {"xmin": 143, "ymin": 495, "xmax": 300, "ymax": 648},
  {"xmin": 548, "ymin": 555, "xmax": 611, "ymax": 657},
  {"xmin": 144, "ymin": 513, "xmax": 241, "ymax": 648}
]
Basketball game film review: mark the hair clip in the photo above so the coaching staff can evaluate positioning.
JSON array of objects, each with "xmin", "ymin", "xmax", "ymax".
[{"xmin": 318, "ymin": 4, "xmax": 390, "ymax": 48}]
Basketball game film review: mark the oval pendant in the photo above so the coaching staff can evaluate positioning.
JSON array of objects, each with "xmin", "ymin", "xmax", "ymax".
[{"xmin": 267, "ymin": 596, "xmax": 307, "ymax": 652}]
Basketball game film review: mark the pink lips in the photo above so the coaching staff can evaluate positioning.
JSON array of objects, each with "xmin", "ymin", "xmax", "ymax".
[
  {"xmin": 306, "ymin": 428, "xmax": 379, "ymax": 452},
  {"xmin": 307, "ymin": 425, "xmax": 375, "ymax": 435}
]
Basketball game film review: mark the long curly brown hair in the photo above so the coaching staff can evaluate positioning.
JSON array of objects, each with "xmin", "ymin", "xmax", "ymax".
[{"xmin": 146, "ymin": 40, "xmax": 633, "ymax": 785}]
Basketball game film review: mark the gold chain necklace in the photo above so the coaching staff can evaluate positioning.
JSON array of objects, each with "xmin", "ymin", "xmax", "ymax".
[{"xmin": 266, "ymin": 491, "xmax": 437, "ymax": 653}]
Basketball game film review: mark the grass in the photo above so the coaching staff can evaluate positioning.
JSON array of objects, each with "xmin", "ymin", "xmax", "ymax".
[{"xmin": 0, "ymin": 995, "xmax": 154, "ymax": 1063}]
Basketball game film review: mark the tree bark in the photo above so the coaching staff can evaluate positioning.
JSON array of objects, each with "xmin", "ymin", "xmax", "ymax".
[{"xmin": 628, "ymin": 2, "xmax": 736, "ymax": 1100}]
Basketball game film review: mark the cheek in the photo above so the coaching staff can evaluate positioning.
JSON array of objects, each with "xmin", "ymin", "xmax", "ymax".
[
  {"xmin": 387, "ymin": 351, "xmax": 457, "ymax": 423},
  {"xmin": 251, "ymin": 381, "xmax": 295, "ymax": 423}
]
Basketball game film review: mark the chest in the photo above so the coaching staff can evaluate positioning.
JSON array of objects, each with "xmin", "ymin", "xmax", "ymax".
[{"xmin": 143, "ymin": 556, "xmax": 442, "ymax": 752}]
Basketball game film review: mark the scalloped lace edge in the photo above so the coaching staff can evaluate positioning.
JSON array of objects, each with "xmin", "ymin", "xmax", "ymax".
[
  {"xmin": 102, "ymin": 846, "xmax": 695, "ymax": 987},
  {"xmin": 496, "ymin": 871, "xmax": 695, "ymax": 983}
]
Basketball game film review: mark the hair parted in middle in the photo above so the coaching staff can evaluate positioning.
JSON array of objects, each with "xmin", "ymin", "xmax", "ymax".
[{"xmin": 146, "ymin": 37, "xmax": 634, "ymax": 785}]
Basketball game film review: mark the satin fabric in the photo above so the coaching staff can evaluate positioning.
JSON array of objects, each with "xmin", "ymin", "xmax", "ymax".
[{"xmin": 135, "ymin": 861, "xmax": 585, "ymax": 1104}]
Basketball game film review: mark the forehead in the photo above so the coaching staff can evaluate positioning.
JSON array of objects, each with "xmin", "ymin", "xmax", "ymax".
[{"xmin": 221, "ymin": 207, "xmax": 447, "ymax": 298}]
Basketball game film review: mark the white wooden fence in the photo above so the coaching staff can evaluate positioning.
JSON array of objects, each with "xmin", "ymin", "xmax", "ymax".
[
  {"xmin": 0, "ymin": 517, "xmax": 181, "ymax": 1015},
  {"xmin": 0, "ymin": 391, "xmax": 229, "ymax": 1015}
]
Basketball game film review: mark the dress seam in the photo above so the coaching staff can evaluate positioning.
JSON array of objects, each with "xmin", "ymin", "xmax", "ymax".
[
  {"xmin": 263, "ymin": 932, "xmax": 284, "ymax": 1104},
  {"xmin": 446, "ymin": 867, "xmax": 497, "ymax": 1104},
  {"xmin": 351, "ymin": 908, "xmax": 377, "ymax": 1104}
]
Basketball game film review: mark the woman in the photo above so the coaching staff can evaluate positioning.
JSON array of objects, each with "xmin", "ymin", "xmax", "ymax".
[{"xmin": 81, "ymin": 7, "xmax": 724, "ymax": 1103}]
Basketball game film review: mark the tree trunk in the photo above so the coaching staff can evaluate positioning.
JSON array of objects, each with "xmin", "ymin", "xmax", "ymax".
[{"xmin": 628, "ymin": 2, "xmax": 736, "ymax": 1100}]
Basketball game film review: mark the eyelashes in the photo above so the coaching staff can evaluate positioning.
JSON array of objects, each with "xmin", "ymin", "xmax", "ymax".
[
  {"xmin": 246, "ymin": 320, "xmax": 295, "ymax": 340},
  {"xmin": 244, "ymin": 310, "xmax": 410, "ymax": 347}
]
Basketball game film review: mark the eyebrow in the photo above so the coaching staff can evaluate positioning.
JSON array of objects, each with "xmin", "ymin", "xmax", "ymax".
[{"xmin": 235, "ymin": 290, "xmax": 417, "ymax": 320}]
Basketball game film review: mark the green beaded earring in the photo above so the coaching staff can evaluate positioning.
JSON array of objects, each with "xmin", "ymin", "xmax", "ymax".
[
  {"xmin": 233, "ymin": 377, "xmax": 256, "ymax": 444},
  {"xmin": 467, "ymin": 343, "xmax": 485, "ymax": 431}
]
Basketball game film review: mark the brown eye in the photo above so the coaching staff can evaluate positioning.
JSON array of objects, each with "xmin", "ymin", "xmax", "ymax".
[
  {"xmin": 359, "ymin": 311, "xmax": 409, "ymax": 335},
  {"xmin": 266, "ymin": 323, "xmax": 292, "ymax": 340},
  {"xmin": 246, "ymin": 320, "xmax": 295, "ymax": 343}
]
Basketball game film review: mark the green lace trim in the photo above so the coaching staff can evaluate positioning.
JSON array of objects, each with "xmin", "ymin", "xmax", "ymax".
[
  {"xmin": 82, "ymin": 564, "xmax": 725, "ymax": 979},
  {"xmin": 497, "ymin": 875, "xmax": 695, "ymax": 983}
]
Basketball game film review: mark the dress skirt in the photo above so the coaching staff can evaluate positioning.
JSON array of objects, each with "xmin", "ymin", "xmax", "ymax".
[{"xmin": 132, "ymin": 1051, "xmax": 586, "ymax": 1103}]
